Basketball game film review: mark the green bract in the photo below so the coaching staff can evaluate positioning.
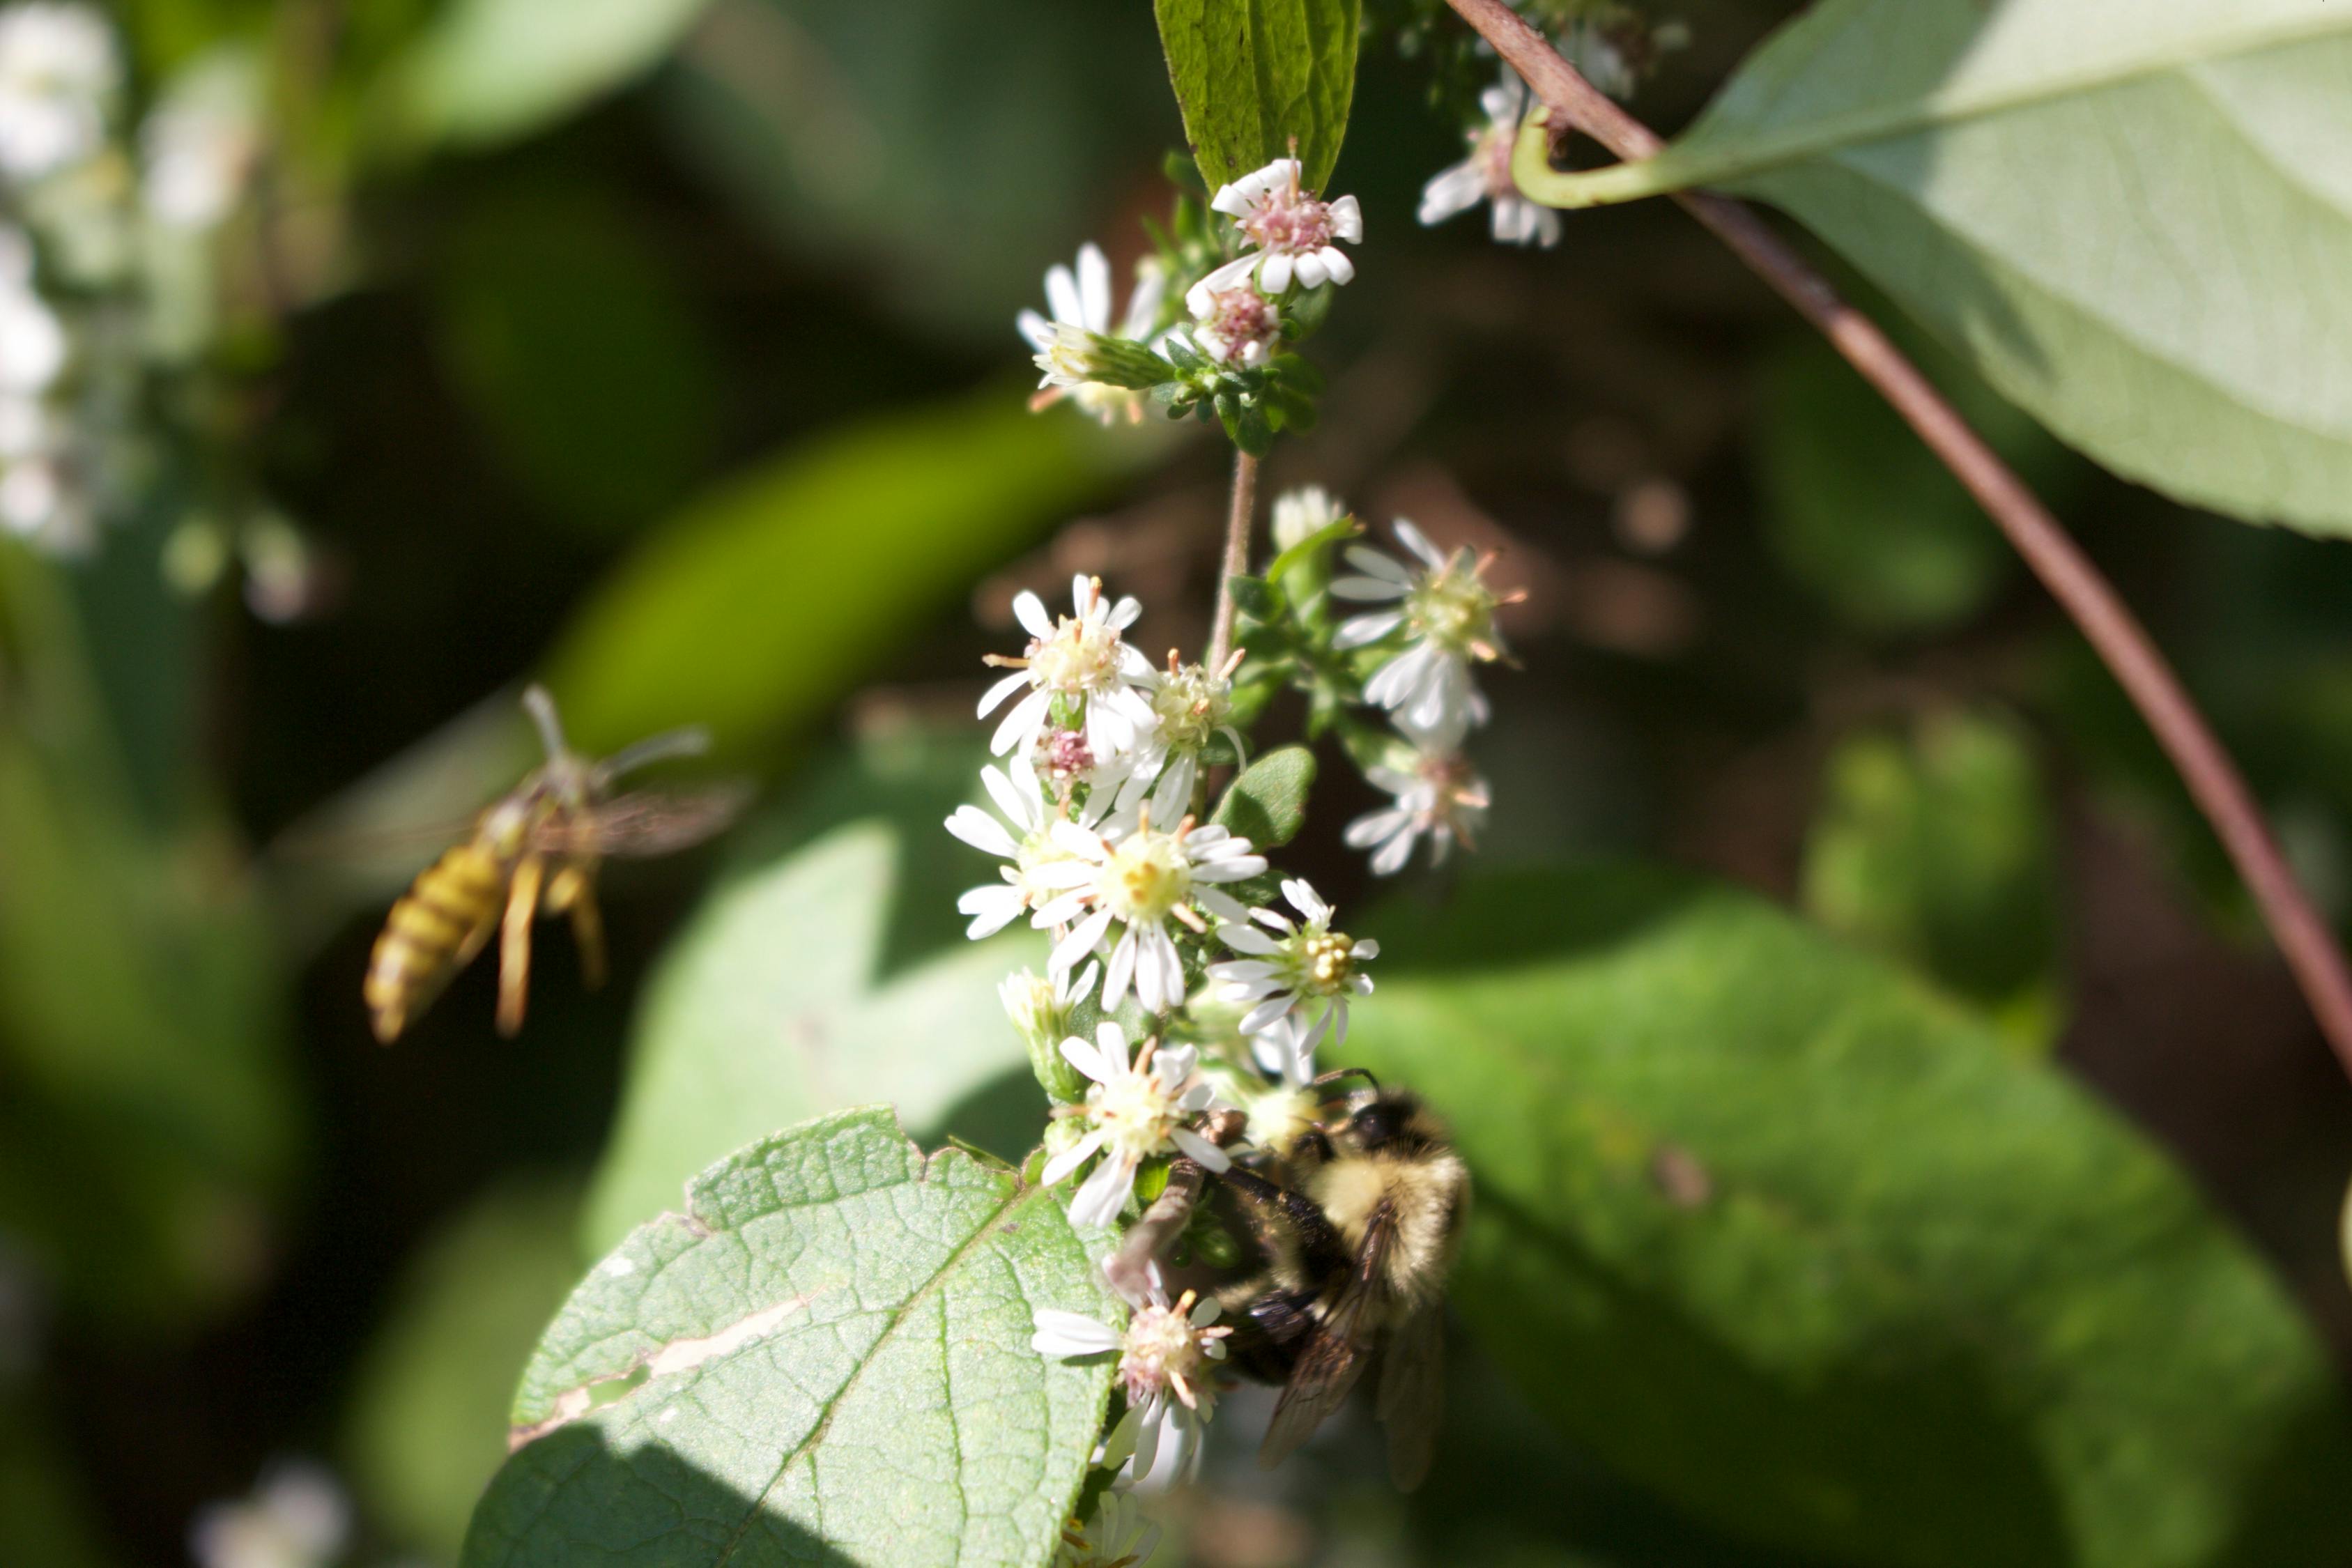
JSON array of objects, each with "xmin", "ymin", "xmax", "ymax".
[{"xmin": 466, "ymin": 1108, "xmax": 1119, "ymax": 1568}]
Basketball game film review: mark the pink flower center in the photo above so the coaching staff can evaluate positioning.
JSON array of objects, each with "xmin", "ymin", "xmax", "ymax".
[
  {"xmin": 1239, "ymin": 183, "xmax": 1337, "ymax": 255},
  {"xmin": 1201, "ymin": 286, "xmax": 1278, "ymax": 361}
]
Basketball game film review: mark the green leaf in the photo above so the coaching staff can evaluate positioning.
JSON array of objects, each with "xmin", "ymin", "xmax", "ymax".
[
  {"xmin": 464, "ymin": 1108, "xmax": 1117, "ymax": 1568},
  {"xmin": 584, "ymin": 732, "xmax": 1043, "ymax": 1252},
  {"xmin": 1516, "ymin": 1, "xmax": 2352, "ymax": 536},
  {"xmin": 1153, "ymin": 0, "xmax": 1361, "ymax": 192},
  {"xmin": 345, "ymin": 1177, "xmax": 587, "ymax": 1563},
  {"xmin": 381, "ymin": 0, "xmax": 712, "ymax": 151},
  {"xmin": 1210, "ymin": 743, "xmax": 1316, "ymax": 850},
  {"xmin": 1348, "ymin": 862, "xmax": 2352, "ymax": 1568},
  {"xmin": 1800, "ymin": 708, "xmax": 2062, "ymax": 1048},
  {"xmin": 541, "ymin": 386, "xmax": 1164, "ymax": 759}
]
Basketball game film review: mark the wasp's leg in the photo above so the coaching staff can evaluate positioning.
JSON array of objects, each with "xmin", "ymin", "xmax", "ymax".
[{"xmin": 496, "ymin": 855, "xmax": 546, "ymax": 1036}]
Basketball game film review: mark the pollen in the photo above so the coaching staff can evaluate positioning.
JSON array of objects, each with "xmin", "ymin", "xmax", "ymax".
[{"xmin": 1101, "ymin": 828, "xmax": 1194, "ymax": 923}]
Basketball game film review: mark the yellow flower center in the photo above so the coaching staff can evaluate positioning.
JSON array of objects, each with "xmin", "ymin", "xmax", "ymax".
[{"xmin": 1100, "ymin": 830, "xmax": 1191, "ymax": 923}]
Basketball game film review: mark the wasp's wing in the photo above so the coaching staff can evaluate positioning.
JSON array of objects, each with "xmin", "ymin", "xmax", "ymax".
[
  {"xmin": 1376, "ymin": 1300, "xmax": 1445, "ymax": 1490},
  {"xmin": 531, "ymin": 786, "xmax": 749, "ymax": 858},
  {"xmin": 1257, "ymin": 1200, "xmax": 1392, "ymax": 1471}
]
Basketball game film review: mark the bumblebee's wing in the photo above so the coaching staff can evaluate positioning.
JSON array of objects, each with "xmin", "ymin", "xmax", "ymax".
[
  {"xmin": 1376, "ymin": 1301, "xmax": 1445, "ymax": 1491},
  {"xmin": 531, "ymin": 786, "xmax": 748, "ymax": 858},
  {"xmin": 1257, "ymin": 1200, "xmax": 1392, "ymax": 1471}
]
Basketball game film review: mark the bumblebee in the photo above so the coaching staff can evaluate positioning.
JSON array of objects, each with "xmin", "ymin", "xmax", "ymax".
[
  {"xmin": 364, "ymin": 686, "xmax": 739, "ymax": 1043},
  {"xmin": 1115, "ymin": 1079, "xmax": 1468, "ymax": 1489}
]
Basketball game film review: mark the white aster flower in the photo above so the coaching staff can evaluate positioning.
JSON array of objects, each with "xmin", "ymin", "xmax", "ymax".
[
  {"xmin": 1346, "ymin": 743, "xmax": 1492, "ymax": 875},
  {"xmin": 0, "ymin": 272, "xmax": 64, "ymax": 393},
  {"xmin": 979, "ymin": 574, "xmax": 1159, "ymax": 762},
  {"xmin": 0, "ymin": 3, "xmax": 114, "ymax": 182},
  {"xmin": 1418, "ymin": 72, "xmax": 1561, "ymax": 249},
  {"xmin": 1032, "ymin": 1263, "xmax": 1231, "ymax": 1486},
  {"xmin": 1116, "ymin": 648, "xmax": 1247, "ymax": 824},
  {"xmin": 1332, "ymin": 518, "xmax": 1519, "ymax": 739},
  {"xmin": 1031, "ymin": 812, "xmax": 1268, "ymax": 1014},
  {"xmin": 190, "ymin": 1461, "xmax": 350, "ymax": 1568},
  {"xmin": 1185, "ymin": 157, "xmax": 1362, "ymax": 314},
  {"xmin": 946, "ymin": 760, "xmax": 1112, "ymax": 939},
  {"xmin": 1040, "ymin": 1023, "xmax": 1232, "ymax": 1227},
  {"xmin": 1049, "ymin": 1487, "xmax": 1161, "ymax": 1568},
  {"xmin": 1018, "ymin": 242, "xmax": 1169, "ymax": 426},
  {"xmin": 1211, "ymin": 877, "xmax": 1376, "ymax": 1050},
  {"xmin": 1185, "ymin": 279, "xmax": 1279, "ymax": 369}
]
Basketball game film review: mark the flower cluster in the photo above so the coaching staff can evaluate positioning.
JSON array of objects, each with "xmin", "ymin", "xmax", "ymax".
[
  {"xmin": 1013, "ymin": 156, "xmax": 1360, "ymax": 454},
  {"xmin": 0, "ymin": 5, "xmax": 294, "ymax": 585}
]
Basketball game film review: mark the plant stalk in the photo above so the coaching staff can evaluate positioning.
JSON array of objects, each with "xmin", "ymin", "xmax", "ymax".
[
  {"xmin": 1443, "ymin": 0, "xmax": 2352, "ymax": 1080},
  {"xmin": 1208, "ymin": 448, "xmax": 1259, "ymax": 673}
]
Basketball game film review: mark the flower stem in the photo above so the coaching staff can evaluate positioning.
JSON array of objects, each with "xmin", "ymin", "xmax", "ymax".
[
  {"xmin": 1206, "ymin": 449, "xmax": 1259, "ymax": 674},
  {"xmin": 1444, "ymin": 0, "xmax": 2352, "ymax": 1082}
]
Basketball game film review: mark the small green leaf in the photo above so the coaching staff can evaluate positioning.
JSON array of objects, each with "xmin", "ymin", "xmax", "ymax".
[
  {"xmin": 1263, "ymin": 513, "xmax": 1356, "ymax": 587},
  {"xmin": 463, "ymin": 1109, "xmax": 1118, "ymax": 1568},
  {"xmin": 1153, "ymin": 0, "xmax": 1361, "ymax": 193},
  {"xmin": 1226, "ymin": 573, "xmax": 1280, "ymax": 622},
  {"xmin": 1211, "ymin": 744, "xmax": 1315, "ymax": 850},
  {"xmin": 1351, "ymin": 862, "xmax": 2352, "ymax": 1568},
  {"xmin": 1514, "ymin": 0, "xmax": 2352, "ymax": 536}
]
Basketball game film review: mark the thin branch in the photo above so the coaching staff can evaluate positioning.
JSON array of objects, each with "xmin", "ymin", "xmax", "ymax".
[
  {"xmin": 1207, "ymin": 448, "xmax": 1260, "ymax": 672},
  {"xmin": 1445, "ymin": 0, "xmax": 2352, "ymax": 1079}
]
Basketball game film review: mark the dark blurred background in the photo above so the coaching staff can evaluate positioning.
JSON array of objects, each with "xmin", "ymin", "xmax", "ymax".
[{"xmin": 10, "ymin": 0, "xmax": 2352, "ymax": 1563}]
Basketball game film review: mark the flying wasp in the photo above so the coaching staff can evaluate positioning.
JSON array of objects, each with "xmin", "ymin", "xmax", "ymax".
[
  {"xmin": 1112, "ymin": 1075, "xmax": 1469, "ymax": 1489},
  {"xmin": 364, "ymin": 686, "xmax": 741, "ymax": 1043}
]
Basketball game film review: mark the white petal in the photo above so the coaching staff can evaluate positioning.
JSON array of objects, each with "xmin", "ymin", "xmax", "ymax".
[
  {"xmin": 1344, "ymin": 544, "xmax": 1413, "ymax": 582},
  {"xmin": 1050, "ymin": 819, "xmax": 1109, "ymax": 859},
  {"xmin": 1327, "ymin": 193, "xmax": 1363, "ymax": 242},
  {"xmin": 1353, "ymin": 938, "xmax": 1381, "ymax": 960},
  {"xmin": 1013, "ymin": 590, "xmax": 1054, "ymax": 639},
  {"xmin": 1332, "ymin": 610, "xmax": 1405, "ymax": 648},
  {"xmin": 1170, "ymin": 1127, "xmax": 1233, "ymax": 1173},
  {"xmin": 1317, "ymin": 246, "xmax": 1355, "ymax": 286},
  {"xmin": 1418, "ymin": 161, "xmax": 1486, "ymax": 225},
  {"xmin": 1107, "ymin": 594, "xmax": 1143, "ymax": 631},
  {"xmin": 1060, "ymin": 1033, "xmax": 1109, "ymax": 1084},
  {"xmin": 1292, "ymin": 249, "xmax": 1328, "ymax": 289},
  {"xmin": 1345, "ymin": 808, "xmax": 1411, "ymax": 850},
  {"xmin": 1103, "ymin": 924, "xmax": 1139, "ymax": 1012},
  {"xmin": 1371, "ymin": 823, "xmax": 1420, "ymax": 875},
  {"xmin": 1194, "ymin": 887, "xmax": 1248, "ymax": 923},
  {"xmin": 978, "ymin": 668, "xmax": 1032, "ymax": 717},
  {"xmin": 981, "ymin": 764, "xmax": 1038, "ymax": 830},
  {"xmin": 1077, "ymin": 243, "xmax": 1113, "ymax": 332},
  {"xmin": 1240, "ymin": 996, "xmax": 1293, "ymax": 1034},
  {"xmin": 1030, "ymin": 1308, "xmax": 1121, "ymax": 1357},
  {"xmin": 1041, "ymin": 1128, "xmax": 1108, "ymax": 1186},
  {"xmin": 1184, "ymin": 252, "xmax": 1262, "ymax": 316},
  {"xmin": 945, "ymin": 806, "xmax": 1019, "ymax": 859},
  {"xmin": 1068, "ymin": 1153, "xmax": 1137, "ymax": 1229},
  {"xmin": 1393, "ymin": 518, "xmax": 1445, "ymax": 569},
  {"xmin": 1017, "ymin": 307, "xmax": 1056, "ymax": 351},
  {"xmin": 990, "ymin": 687, "xmax": 1054, "ymax": 754},
  {"xmin": 1259, "ymin": 250, "xmax": 1293, "ymax": 295},
  {"xmin": 1282, "ymin": 879, "xmax": 1329, "ymax": 922},
  {"xmin": 1045, "ymin": 263, "xmax": 1083, "ymax": 328},
  {"xmin": 1219, "ymin": 925, "xmax": 1279, "ymax": 955}
]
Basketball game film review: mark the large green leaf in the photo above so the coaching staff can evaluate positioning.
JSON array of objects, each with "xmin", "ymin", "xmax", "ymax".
[
  {"xmin": 1347, "ymin": 863, "xmax": 2352, "ymax": 1568},
  {"xmin": 584, "ymin": 732, "xmax": 1043, "ymax": 1252},
  {"xmin": 382, "ymin": 0, "xmax": 713, "ymax": 150},
  {"xmin": 541, "ymin": 387, "xmax": 1160, "ymax": 758},
  {"xmin": 465, "ymin": 1108, "xmax": 1116, "ymax": 1568},
  {"xmin": 1518, "ymin": 0, "xmax": 2352, "ymax": 536},
  {"xmin": 1153, "ymin": 0, "xmax": 1360, "ymax": 192}
]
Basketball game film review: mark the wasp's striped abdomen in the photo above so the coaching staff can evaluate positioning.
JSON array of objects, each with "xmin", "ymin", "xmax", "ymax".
[{"xmin": 366, "ymin": 841, "xmax": 509, "ymax": 1043}]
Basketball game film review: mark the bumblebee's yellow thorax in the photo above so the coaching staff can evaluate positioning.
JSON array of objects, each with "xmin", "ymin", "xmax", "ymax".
[{"xmin": 1309, "ymin": 1156, "xmax": 1395, "ymax": 1248}]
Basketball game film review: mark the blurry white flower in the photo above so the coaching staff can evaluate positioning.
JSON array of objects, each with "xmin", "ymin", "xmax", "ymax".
[
  {"xmin": 0, "ymin": 3, "xmax": 115, "ymax": 181},
  {"xmin": 1332, "ymin": 518, "xmax": 1516, "ymax": 739},
  {"xmin": 1345, "ymin": 743, "xmax": 1491, "ymax": 875},
  {"xmin": 1418, "ymin": 72, "xmax": 1561, "ymax": 249},
  {"xmin": 1116, "ymin": 649, "xmax": 1245, "ymax": 825},
  {"xmin": 190, "ymin": 1461, "xmax": 349, "ymax": 1568},
  {"xmin": 1018, "ymin": 242, "xmax": 1168, "ymax": 425},
  {"xmin": 1029, "ymin": 813, "xmax": 1268, "ymax": 1013},
  {"xmin": 0, "ymin": 276, "xmax": 63, "ymax": 392},
  {"xmin": 1049, "ymin": 1487, "xmax": 1162, "ymax": 1568},
  {"xmin": 979, "ymin": 574, "xmax": 1158, "ymax": 762},
  {"xmin": 1269, "ymin": 484, "xmax": 1345, "ymax": 553},
  {"xmin": 1564, "ymin": 18, "xmax": 1637, "ymax": 102},
  {"xmin": 1210, "ymin": 877, "xmax": 1376, "ymax": 1050},
  {"xmin": 947, "ymin": 760, "xmax": 1110, "ymax": 939},
  {"xmin": 1038, "ymin": 1023, "xmax": 1230, "ymax": 1227},
  {"xmin": 1185, "ymin": 157, "xmax": 1362, "ymax": 312},
  {"xmin": 141, "ymin": 55, "xmax": 260, "ymax": 229}
]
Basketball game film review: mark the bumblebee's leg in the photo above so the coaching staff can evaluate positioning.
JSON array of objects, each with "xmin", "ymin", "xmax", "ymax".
[
  {"xmin": 1217, "ymin": 1165, "xmax": 1351, "ymax": 1280},
  {"xmin": 1102, "ymin": 1109, "xmax": 1244, "ymax": 1301},
  {"xmin": 497, "ymin": 855, "xmax": 546, "ymax": 1036},
  {"xmin": 548, "ymin": 864, "xmax": 606, "ymax": 990}
]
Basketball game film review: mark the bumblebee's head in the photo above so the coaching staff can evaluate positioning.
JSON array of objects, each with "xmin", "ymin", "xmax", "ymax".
[{"xmin": 1340, "ymin": 1089, "xmax": 1447, "ymax": 1157}]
